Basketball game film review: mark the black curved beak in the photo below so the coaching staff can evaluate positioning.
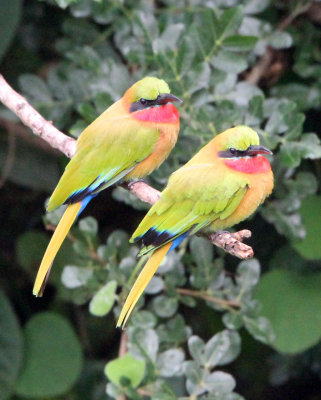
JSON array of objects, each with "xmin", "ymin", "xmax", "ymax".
[
  {"xmin": 157, "ymin": 93, "xmax": 183, "ymax": 105},
  {"xmin": 247, "ymin": 145, "xmax": 273, "ymax": 156}
]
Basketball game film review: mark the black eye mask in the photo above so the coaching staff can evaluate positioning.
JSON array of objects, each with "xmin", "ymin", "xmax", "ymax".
[
  {"xmin": 130, "ymin": 93, "xmax": 183, "ymax": 113},
  {"xmin": 218, "ymin": 145, "xmax": 273, "ymax": 158}
]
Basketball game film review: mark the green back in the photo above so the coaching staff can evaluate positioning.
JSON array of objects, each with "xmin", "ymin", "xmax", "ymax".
[{"xmin": 48, "ymin": 104, "xmax": 159, "ymax": 211}]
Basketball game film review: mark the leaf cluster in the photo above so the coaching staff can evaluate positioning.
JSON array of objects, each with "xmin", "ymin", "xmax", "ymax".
[{"xmin": 1, "ymin": 1, "xmax": 321, "ymax": 399}]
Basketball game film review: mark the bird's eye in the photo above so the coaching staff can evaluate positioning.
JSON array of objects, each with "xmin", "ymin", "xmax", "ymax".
[
  {"xmin": 229, "ymin": 148, "xmax": 236, "ymax": 155},
  {"xmin": 140, "ymin": 98, "xmax": 147, "ymax": 105}
]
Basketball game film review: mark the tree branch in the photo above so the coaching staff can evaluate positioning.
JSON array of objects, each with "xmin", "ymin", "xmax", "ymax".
[
  {"xmin": 0, "ymin": 74, "xmax": 76, "ymax": 158},
  {"xmin": 0, "ymin": 73, "xmax": 253, "ymax": 259},
  {"xmin": 246, "ymin": 2, "xmax": 313, "ymax": 85}
]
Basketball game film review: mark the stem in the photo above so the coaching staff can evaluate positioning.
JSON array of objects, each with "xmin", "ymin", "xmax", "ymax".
[{"xmin": 176, "ymin": 288, "xmax": 241, "ymax": 308}]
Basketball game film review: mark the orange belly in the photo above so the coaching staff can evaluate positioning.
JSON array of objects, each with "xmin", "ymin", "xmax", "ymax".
[
  {"xmin": 210, "ymin": 169, "xmax": 274, "ymax": 231},
  {"xmin": 126, "ymin": 123, "xmax": 179, "ymax": 179}
]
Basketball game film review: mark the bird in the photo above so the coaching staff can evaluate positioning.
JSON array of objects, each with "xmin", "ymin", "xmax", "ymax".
[
  {"xmin": 117, "ymin": 125, "xmax": 274, "ymax": 327},
  {"xmin": 33, "ymin": 76, "xmax": 182, "ymax": 297}
]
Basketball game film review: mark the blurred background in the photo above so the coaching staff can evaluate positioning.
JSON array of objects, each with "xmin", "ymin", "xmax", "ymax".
[{"xmin": 1, "ymin": 0, "xmax": 321, "ymax": 399}]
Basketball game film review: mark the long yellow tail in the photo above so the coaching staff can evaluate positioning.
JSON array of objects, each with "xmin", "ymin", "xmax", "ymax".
[
  {"xmin": 33, "ymin": 202, "xmax": 82, "ymax": 297},
  {"xmin": 117, "ymin": 242, "xmax": 172, "ymax": 328}
]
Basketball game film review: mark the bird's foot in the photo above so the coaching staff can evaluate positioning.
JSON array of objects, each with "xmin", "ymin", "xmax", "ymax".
[
  {"xmin": 127, "ymin": 178, "xmax": 147, "ymax": 188},
  {"xmin": 212, "ymin": 230, "xmax": 231, "ymax": 240},
  {"xmin": 122, "ymin": 180, "xmax": 161, "ymax": 205}
]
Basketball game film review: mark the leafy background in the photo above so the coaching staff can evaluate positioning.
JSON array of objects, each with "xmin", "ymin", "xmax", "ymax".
[{"xmin": 1, "ymin": 0, "xmax": 321, "ymax": 399}]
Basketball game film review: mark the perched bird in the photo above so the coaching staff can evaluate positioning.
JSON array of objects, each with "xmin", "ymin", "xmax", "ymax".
[
  {"xmin": 117, "ymin": 126, "xmax": 274, "ymax": 327},
  {"xmin": 33, "ymin": 77, "xmax": 182, "ymax": 297}
]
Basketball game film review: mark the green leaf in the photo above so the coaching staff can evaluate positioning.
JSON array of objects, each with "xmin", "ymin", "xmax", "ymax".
[
  {"xmin": 188, "ymin": 335, "xmax": 205, "ymax": 365},
  {"xmin": 243, "ymin": 316, "xmax": 275, "ymax": 345},
  {"xmin": 15, "ymin": 312, "xmax": 83, "ymax": 398},
  {"xmin": 19, "ymin": 74, "xmax": 52, "ymax": 103},
  {"xmin": 157, "ymin": 315, "xmax": 187, "ymax": 345},
  {"xmin": 145, "ymin": 276, "xmax": 164, "ymax": 294},
  {"xmin": 176, "ymin": 37, "xmax": 196, "ymax": 77},
  {"xmin": 292, "ymin": 195, "xmax": 321, "ymax": 260},
  {"xmin": 192, "ymin": 10, "xmax": 218, "ymax": 57},
  {"xmin": 222, "ymin": 35, "xmax": 257, "ymax": 51},
  {"xmin": 0, "ymin": 0, "xmax": 21, "ymax": 61},
  {"xmin": 248, "ymin": 95, "xmax": 264, "ymax": 120},
  {"xmin": 236, "ymin": 259, "xmax": 260, "ymax": 291},
  {"xmin": 106, "ymin": 230, "xmax": 129, "ymax": 258},
  {"xmin": 217, "ymin": 331, "xmax": 241, "ymax": 365},
  {"xmin": 128, "ymin": 328, "xmax": 159, "ymax": 362},
  {"xmin": 186, "ymin": 61, "xmax": 211, "ymax": 94},
  {"xmin": 211, "ymin": 50, "xmax": 248, "ymax": 73},
  {"xmin": 280, "ymin": 133, "xmax": 321, "ymax": 168},
  {"xmin": 89, "ymin": 280, "xmax": 117, "ymax": 317},
  {"xmin": 153, "ymin": 24, "xmax": 184, "ymax": 53},
  {"xmin": 204, "ymin": 330, "xmax": 240, "ymax": 368},
  {"xmin": 69, "ymin": 119, "xmax": 87, "ymax": 138},
  {"xmin": 243, "ymin": 0, "xmax": 269, "ymax": 14},
  {"xmin": 77, "ymin": 102, "xmax": 98, "ymax": 123},
  {"xmin": 222, "ymin": 312, "xmax": 243, "ymax": 330},
  {"xmin": 156, "ymin": 349, "xmax": 185, "ymax": 377},
  {"xmin": 183, "ymin": 361, "xmax": 202, "ymax": 394},
  {"xmin": 205, "ymin": 331, "xmax": 241, "ymax": 367},
  {"xmin": 79, "ymin": 216, "xmax": 98, "ymax": 236},
  {"xmin": 268, "ymin": 31, "xmax": 292, "ymax": 49},
  {"xmin": 0, "ymin": 291, "xmax": 23, "ymax": 400},
  {"xmin": 105, "ymin": 353, "xmax": 145, "ymax": 388},
  {"xmin": 271, "ymin": 83, "xmax": 319, "ymax": 112},
  {"xmin": 131, "ymin": 311, "xmax": 157, "ymax": 329},
  {"xmin": 153, "ymin": 295, "xmax": 178, "ymax": 318},
  {"xmin": 217, "ymin": 7, "xmax": 243, "ymax": 41},
  {"xmin": 203, "ymin": 371, "xmax": 235, "ymax": 394},
  {"xmin": 93, "ymin": 92, "xmax": 113, "ymax": 114},
  {"xmin": 256, "ymin": 269, "xmax": 321, "ymax": 353},
  {"xmin": 61, "ymin": 265, "xmax": 93, "ymax": 289}
]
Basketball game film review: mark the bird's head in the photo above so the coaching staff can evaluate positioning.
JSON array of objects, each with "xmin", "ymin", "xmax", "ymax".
[
  {"xmin": 216, "ymin": 126, "xmax": 272, "ymax": 159},
  {"xmin": 214, "ymin": 126, "xmax": 273, "ymax": 174},
  {"xmin": 123, "ymin": 77, "xmax": 182, "ymax": 123}
]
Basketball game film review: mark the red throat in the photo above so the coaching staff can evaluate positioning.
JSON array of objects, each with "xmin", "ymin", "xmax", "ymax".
[
  {"xmin": 224, "ymin": 156, "xmax": 271, "ymax": 174},
  {"xmin": 132, "ymin": 103, "xmax": 179, "ymax": 124}
]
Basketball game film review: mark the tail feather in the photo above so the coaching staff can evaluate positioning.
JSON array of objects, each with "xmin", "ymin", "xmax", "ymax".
[
  {"xmin": 117, "ymin": 242, "xmax": 172, "ymax": 328},
  {"xmin": 33, "ymin": 202, "xmax": 82, "ymax": 297}
]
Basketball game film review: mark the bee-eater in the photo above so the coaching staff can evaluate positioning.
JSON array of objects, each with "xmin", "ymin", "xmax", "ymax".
[
  {"xmin": 117, "ymin": 126, "xmax": 274, "ymax": 327},
  {"xmin": 33, "ymin": 77, "xmax": 182, "ymax": 297}
]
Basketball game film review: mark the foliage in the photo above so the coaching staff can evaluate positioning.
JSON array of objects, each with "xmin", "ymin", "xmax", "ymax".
[{"xmin": 1, "ymin": 0, "xmax": 321, "ymax": 399}]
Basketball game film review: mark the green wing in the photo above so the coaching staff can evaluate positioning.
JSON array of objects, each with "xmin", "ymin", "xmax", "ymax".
[
  {"xmin": 48, "ymin": 113, "xmax": 159, "ymax": 211},
  {"xmin": 131, "ymin": 164, "xmax": 249, "ymax": 254}
]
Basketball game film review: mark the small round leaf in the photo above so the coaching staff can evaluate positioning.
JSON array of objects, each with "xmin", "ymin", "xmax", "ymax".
[{"xmin": 105, "ymin": 354, "xmax": 145, "ymax": 388}]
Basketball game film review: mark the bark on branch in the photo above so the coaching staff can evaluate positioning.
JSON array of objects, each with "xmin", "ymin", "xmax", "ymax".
[
  {"xmin": 0, "ymin": 74, "xmax": 76, "ymax": 158},
  {"xmin": 0, "ymin": 74, "xmax": 253, "ymax": 259}
]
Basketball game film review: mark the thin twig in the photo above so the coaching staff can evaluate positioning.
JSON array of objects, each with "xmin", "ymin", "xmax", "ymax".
[
  {"xmin": 176, "ymin": 288, "xmax": 241, "ymax": 308},
  {"xmin": 0, "ymin": 73, "xmax": 254, "ymax": 259},
  {"xmin": 117, "ymin": 331, "xmax": 128, "ymax": 400},
  {"xmin": 118, "ymin": 330, "xmax": 128, "ymax": 357}
]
